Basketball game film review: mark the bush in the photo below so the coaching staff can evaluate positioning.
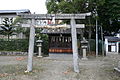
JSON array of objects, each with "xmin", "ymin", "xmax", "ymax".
[
  {"xmin": 0, "ymin": 35, "xmax": 49, "ymax": 55},
  {"xmin": 88, "ymin": 39, "xmax": 104, "ymax": 55},
  {"xmin": 0, "ymin": 39, "xmax": 29, "ymax": 52},
  {"xmin": 89, "ymin": 39, "xmax": 96, "ymax": 51},
  {"xmin": 34, "ymin": 34, "xmax": 49, "ymax": 55},
  {"xmin": 41, "ymin": 34, "xmax": 49, "ymax": 55}
]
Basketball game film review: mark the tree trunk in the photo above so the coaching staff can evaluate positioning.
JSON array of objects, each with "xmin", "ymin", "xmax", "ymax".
[
  {"xmin": 8, "ymin": 34, "xmax": 10, "ymax": 41},
  {"xmin": 88, "ymin": 17, "xmax": 91, "ymax": 54}
]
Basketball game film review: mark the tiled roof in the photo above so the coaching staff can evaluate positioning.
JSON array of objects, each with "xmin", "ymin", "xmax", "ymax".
[
  {"xmin": 41, "ymin": 28, "xmax": 82, "ymax": 34},
  {"xmin": 0, "ymin": 9, "xmax": 30, "ymax": 14},
  {"xmin": 105, "ymin": 36, "xmax": 120, "ymax": 42}
]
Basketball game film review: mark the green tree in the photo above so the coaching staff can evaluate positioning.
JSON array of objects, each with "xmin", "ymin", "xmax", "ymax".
[
  {"xmin": 46, "ymin": 0, "xmax": 97, "ymax": 39},
  {"xmin": 13, "ymin": 16, "xmax": 24, "ymax": 33},
  {"xmin": 98, "ymin": 0, "xmax": 120, "ymax": 35},
  {"xmin": 0, "ymin": 16, "xmax": 27, "ymax": 40},
  {"xmin": 0, "ymin": 18, "xmax": 15, "ymax": 41},
  {"xmin": 46, "ymin": 0, "xmax": 120, "ymax": 36}
]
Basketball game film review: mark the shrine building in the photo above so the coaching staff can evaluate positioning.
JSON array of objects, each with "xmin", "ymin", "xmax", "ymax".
[{"xmin": 41, "ymin": 28, "xmax": 82, "ymax": 54}]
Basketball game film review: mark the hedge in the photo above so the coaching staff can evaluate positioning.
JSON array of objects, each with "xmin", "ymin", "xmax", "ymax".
[
  {"xmin": 0, "ymin": 39, "xmax": 29, "ymax": 52},
  {"xmin": 0, "ymin": 38, "xmax": 103, "ymax": 55},
  {"xmin": 88, "ymin": 39, "xmax": 104, "ymax": 55},
  {"xmin": 0, "ymin": 36, "xmax": 49, "ymax": 55}
]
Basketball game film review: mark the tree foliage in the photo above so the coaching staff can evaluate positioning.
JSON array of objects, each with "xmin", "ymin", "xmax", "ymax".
[
  {"xmin": 46, "ymin": 0, "xmax": 120, "ymax": 36},
  {"xmin": 0, "ymin": 16, "xmax": 31, "ymax": 40},
  {"xmin": 0, "ymin": 18, "xmax": 15, "ymax": 41},
  {"xmin": 98, "ymin": 0, "xmax": 120, "ymax": 35}
]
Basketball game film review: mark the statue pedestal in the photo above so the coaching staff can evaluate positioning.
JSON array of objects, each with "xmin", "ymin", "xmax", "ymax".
[
  {"xmin": 37, "ymin": 55, "xmax": 43, "ymax": 58},
  {"xmin": 81, "ymin": 47, "xmax": 88, "ymax": 60}
]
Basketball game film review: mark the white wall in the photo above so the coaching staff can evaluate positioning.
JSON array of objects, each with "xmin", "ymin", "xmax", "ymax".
[
  {"xmin": 111, "ymin": 46, "xmax": 116, "ymax": 52},
  {"xmin": 105, "ymin": 38, "xmax": 119, "ymax": 54},
  {"xmin": 105, "ymin": 38, "xmax": 108, "ymax": 53},
  {"xmin": 116, "ymin": 34, "xmax": 120, "ymax": 38}
]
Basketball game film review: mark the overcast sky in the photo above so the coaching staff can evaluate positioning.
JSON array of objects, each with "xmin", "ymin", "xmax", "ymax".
[{"xmin": 0, "ymin": 0, "xmax": 47, "ymax": 14}]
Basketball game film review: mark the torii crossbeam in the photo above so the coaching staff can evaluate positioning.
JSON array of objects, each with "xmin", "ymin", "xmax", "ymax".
[{"xmin": 18, "ymin": 13, "xmax": 91, "ymax": 73}]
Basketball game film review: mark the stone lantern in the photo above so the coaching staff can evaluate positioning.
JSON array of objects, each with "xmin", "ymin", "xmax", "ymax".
[
  {"xmin": 81, "ymin": 37, "xmax": 88, "ymax": 60},
  {"xmin": 36, "ymin": 40, "xmax": 43, "ymax": 57}
]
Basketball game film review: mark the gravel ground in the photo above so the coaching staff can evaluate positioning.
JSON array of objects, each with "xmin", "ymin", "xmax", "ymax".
[{"xmin": 0, "ymin": 54, "xmax": 120, "ymax": 80}]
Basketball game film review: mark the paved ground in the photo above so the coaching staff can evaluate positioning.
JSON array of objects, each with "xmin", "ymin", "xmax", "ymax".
[{"xmin": 0, "ymin": 54, "xmax": 120, "ymax": 80}]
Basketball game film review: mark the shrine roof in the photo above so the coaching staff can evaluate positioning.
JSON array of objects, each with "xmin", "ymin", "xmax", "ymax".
[
  {"xmin": 41, "ymin": 28, "xmax": 82, "ymax": 34},
  {"xmin": 0, "ymin": 9, "xmax": 30, "ymax": 14},
  {"xmin": 105, "ymin": 36, "xmax": 120, "ymax": 42}
]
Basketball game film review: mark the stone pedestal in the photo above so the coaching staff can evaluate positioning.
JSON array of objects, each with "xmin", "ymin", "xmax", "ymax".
[
  {"xmin": 37, "ymin": 46, "xmax": 42, "ymax": 57},
  {"xmin": 36, "ymin": 40, "xmax": 43, "ymax": 57},
  {"xmin": 81, "ymin": 48, "xmax": 88, "ymax": 60}
]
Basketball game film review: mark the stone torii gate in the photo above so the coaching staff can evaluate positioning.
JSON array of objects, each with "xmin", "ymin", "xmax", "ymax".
[{"xmin": 18, "ymin": 13, "xmax": 90, "ymax": 73}]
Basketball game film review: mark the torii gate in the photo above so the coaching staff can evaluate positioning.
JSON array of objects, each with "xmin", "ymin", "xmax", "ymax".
[{"xmin": 18, "ymin": 13, "xmax": 91, "ymax": 73}]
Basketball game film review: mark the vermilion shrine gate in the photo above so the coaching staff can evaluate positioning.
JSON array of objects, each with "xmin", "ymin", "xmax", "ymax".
[{"xmin": 18, "ymin": 13, "xmax": 91, "ymax": 73}]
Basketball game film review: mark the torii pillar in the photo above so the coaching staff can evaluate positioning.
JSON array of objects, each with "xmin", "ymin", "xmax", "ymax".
[
  {"xmin": 26, "ymin": 19, "xmax": 35, "ymax": 72},
  {"xmin": 71, "ymin": 18, "xmax": 79, "ymax": 73}
]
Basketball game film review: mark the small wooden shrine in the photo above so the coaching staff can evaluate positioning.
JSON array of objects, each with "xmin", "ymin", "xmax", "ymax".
[{"xmin": 41, "ymin": 28, "xmax": 81, "ymax": 53}]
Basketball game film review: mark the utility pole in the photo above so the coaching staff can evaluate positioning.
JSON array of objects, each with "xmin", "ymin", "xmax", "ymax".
[
  {"xmin": 101, "ymin": 26, "xmax": 104, "ymax": 56},
  {"xmin": 95, "ymin": 7, "xmax": 98, "ymax": 57}
]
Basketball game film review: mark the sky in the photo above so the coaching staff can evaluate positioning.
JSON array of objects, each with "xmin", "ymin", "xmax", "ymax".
[{"xmin": 0, "ymin": 0, "xmax": 47, "ymax": 14}]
